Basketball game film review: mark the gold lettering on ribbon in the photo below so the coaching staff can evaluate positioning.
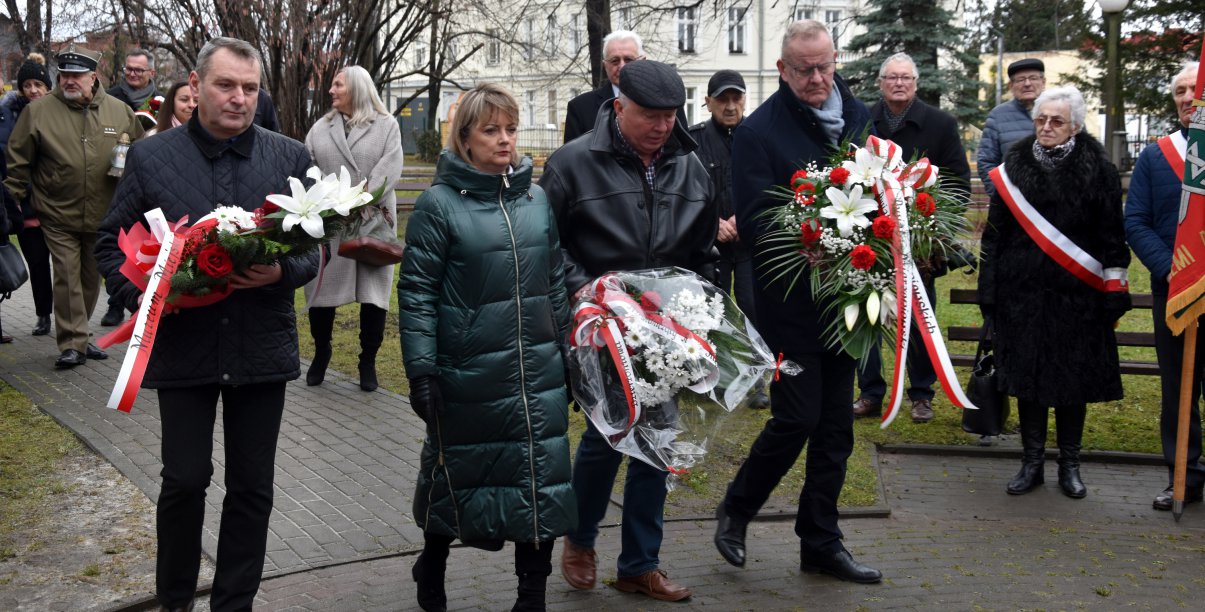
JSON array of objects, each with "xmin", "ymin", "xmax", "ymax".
[{"xmin": 1171, "ymin": 243, "xmax": 1197, "ymax": 277}]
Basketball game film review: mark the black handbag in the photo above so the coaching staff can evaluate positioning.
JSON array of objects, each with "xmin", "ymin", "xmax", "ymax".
[
  {"xmin": 0, "ymin": 234, "xmax": 29, "ymax": 301},
  {"xmin": 962, "ymin": 322, "xmax": 1010, "ymax": 436}
]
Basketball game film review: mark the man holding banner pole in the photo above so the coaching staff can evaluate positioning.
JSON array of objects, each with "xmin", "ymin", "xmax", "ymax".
[
  {"xmin": 95, "ymin": 38, "xmax": 317, "ymax": 609},
  {"xmin": 1125, "ymin": 58, "xmax": 1205, "ymax": 516}
]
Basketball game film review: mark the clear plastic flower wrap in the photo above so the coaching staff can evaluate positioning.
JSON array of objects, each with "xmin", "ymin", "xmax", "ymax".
[{"xmin": 568, "ymin": 267, "xmax": 801, "ymax": 486}]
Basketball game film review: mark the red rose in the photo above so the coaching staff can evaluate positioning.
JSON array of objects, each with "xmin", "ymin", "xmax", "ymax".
[
  {"xmin": 793, "ymin": 181, "xmax": 815, "ymax": 194},
  {"xmin": 639, "ymin": 290, "xmax": 662, "ymax": 312},
  {"xmin": 790, "ymin": 169, "xmax": 809, "ymax": 188},
  {"xmin": 196, "ymin": 243, "xmax": 234, "ymax": 278},
  {"xmin": 871, "ymin": 216, "xmax": 897, "ymax": 239},
  {"xmin": 799, "ymin": 220, "xmax": 822, "ymax": 246},
  {"xmin": 829, "ymin": 167, "xmax": 851, "ymax": 186},
  {"xmin": 916, "ymin": 192, "xmax": 936, "ymax": 216},
  {"xmin": 850, "ymin": 244, "xmax": 876, "ymax": 270},
  {"xmin": 261, "ymin": 200, "xmax": 281, "ymax": 214},
  {"xmin": 149, "ymin": 98, "xmax": 161, "ymax": 111}
]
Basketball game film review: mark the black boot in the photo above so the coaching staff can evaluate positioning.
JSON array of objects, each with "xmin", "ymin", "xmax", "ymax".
[
  {"xmin": 358, "ymin": 304, "xmax": 386, "ymax": 392},
  {"xmin": 513, "ymin": 541, "xmax": 553, "ymax": 612},
  {"xmin": 1007, "ymin": 401, "xmax": 1047, "ymax": 495},
  {"xmin": 1055, "ymin": 404, "xmax": 1088, "ymax": 498},
  {"xmin": 306, "ymin": 307, "xmax": 336, "ymax": 386},
  {"xmin": 32, "ymin": 315, "xmax": 51, "ymax": 336},
  {"xmin": 413, "ymin": 534, "xmax": 450, "ymax": 612}
]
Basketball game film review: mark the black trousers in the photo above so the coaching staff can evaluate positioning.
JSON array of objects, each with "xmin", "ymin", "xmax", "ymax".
[
  {"xmin": 17, "ymin": 225, "xmax": 53, "ymax": 317},
  {"xmin": 724, "ymin": 349, "xmax": 856, "ymax": 554},
  {"xmin": 1152, "ymin": 294, "xmax": 1205, "ymax": 490},
  {"xmin": 156, "ymin": 382, "xmax": 286, "ymax": 611},
  {"xmin": 422, "ymin": 532, "xmax": 554, "ymax": 576},
  {"xmin": 717, "ymin": 249, "xmax": 757, "ymax": 326}
]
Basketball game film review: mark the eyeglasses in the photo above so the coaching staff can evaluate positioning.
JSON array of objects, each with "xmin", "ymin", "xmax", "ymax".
[
  {"xmin": 783, "ymin": 60, "xmax": 835, "ymax": 79},
  {"xmin": 605, "ymin": 55, "xmax": 644, "ymax": 67},
  {"xmin": 880, "ymin": 75, "xmax": 916, "ymax": 83},
  {"xmin": 1011, "ymin": 75, "xmax": 1044, "ymax": 85},
  {"xmin": 1033, "ymin": 115, "xmax": 1069, "ymax": 129},
  {"xmin": 124, "ymin": 66, "xmax": 150, "ymax": 75}
]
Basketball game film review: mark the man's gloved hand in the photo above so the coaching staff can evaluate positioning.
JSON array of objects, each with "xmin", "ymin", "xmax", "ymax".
[
  {"xmin": 409, "ymin": 375, "xmax": 445, "ymax": 423},
  {"xmin": 1102, "ymin": 292, "xmax": 1132, "ymax": 326}
]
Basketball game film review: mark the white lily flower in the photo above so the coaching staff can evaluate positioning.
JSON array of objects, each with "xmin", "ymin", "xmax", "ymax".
[
  {"xmin": 324, "ymin": 166, "xmax": 375, "ymax": 215},
  {"xmin": 819, "ymin": 185, "xmax": 877, "ymax": 237},
  {"xmin": 844, "ymin": 302, "xmax": 860, "ymax": 331},
  {"xmin": 866, "ymin": 291, "xmax": 880, "ymax": 326},
  {"xmin": 842, "ymin": 147, "xmax": 889, "ymax": 187},
  {"xmin": 266, "ymin": 175, "xmax": 337, "ymax": 238},
  {"xmin": 880, "ymin": 289, "xmax": 897, "ymax": 325}
]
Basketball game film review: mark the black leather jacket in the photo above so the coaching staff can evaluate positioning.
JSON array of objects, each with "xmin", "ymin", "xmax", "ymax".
[
  {"xmin": 689, "ymin": 117, "xmax": 748, "ymax": 260},
  {"xmin": 540, "ymin": 105, "xmax": 719, "ymax": 294}
]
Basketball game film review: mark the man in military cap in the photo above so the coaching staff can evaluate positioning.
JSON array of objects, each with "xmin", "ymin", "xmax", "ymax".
[
  {"xmin": 541, "ymin": 59, "xmax": 718, "ymax": 602},
  {"xmin": 4, "ymin": 45, "xmax": 143, "ymax": 368},
  {"xmin": 978, "ymin": 57, "xmax": 1046, "ymax": 196}
]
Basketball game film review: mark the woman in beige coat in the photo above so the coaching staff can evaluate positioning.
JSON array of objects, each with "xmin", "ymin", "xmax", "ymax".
[{"xmin": 303, "ymin": 65, "xmax": 404, "ymax": 391}]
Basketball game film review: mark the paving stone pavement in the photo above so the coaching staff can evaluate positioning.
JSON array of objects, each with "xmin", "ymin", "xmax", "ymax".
[{"xmin": 3, "ymin": 287, "xmax": 1205, "ymax": 611}]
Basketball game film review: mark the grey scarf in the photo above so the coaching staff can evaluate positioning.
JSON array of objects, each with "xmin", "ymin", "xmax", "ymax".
[
  {"xmin": 119, "ymin": 81, "xmax": 157, "ymax": 108},
  {"xmin": 882, "ymin": 98, "xmax": 915, "ymax": 136},
  {"xmin": 813, "ymin": 86, "xmax": 845, "ymax": 144},
  {"xmin": 1032, "ymin": 135, "xmax": 1077, "ymax": 170}
]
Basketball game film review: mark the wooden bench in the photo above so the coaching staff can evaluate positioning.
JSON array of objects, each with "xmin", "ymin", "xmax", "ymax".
[
  {"xmin": 947, "ymin": 288, "xmax": 1159, "ymax": 376},
  {"xmin": 394, "ymin": 170, "xmax": 546, "ymax": 212}
]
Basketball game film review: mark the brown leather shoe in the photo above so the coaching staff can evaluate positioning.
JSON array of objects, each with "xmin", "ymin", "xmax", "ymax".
[
  {"xmin": 613, "ymin": 569, "xmax": 692, "ymax": 602},
  {"xmin": 910, "ymin": 398, "xmax": 934, "ymax": 423},
  {"xmin": 851, "ymin": 396, "xmax": 882, "ymax": 418},
  {"xmin": 560, "ymin": 538, "xmax": 596, "ymax": 590}
]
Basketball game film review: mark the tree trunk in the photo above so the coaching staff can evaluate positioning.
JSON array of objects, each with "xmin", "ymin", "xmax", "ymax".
[{"xmin": 585, "ymin": 0, "xmax": 610, "ymax": 89}]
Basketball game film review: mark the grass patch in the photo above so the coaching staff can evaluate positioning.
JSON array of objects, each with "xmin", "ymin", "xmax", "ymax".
[{"xmin": 0, "ymin": 382, "xmax": 81, "ymax": 553}]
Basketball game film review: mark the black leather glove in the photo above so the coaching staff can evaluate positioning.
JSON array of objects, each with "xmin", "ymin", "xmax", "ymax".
[{"xmin": 409, "ymin": 375, "xmax": 444, "ymax": 423}]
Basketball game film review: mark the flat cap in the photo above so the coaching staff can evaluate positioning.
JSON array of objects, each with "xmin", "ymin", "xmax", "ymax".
[
  {"xmin": 707, "ymin": 69, "xmax": 746, "ymax": 97},
  {"xmin": 57, "ymin": 45, "xmax": 100, "ymax": 73},
  {"xmin": 618, "ymin": 60, "xmax": 685, "ymax": 110},
  {"xmin": 1007, "ymin": 58, "xmax": 1044, "ymax": 78}
]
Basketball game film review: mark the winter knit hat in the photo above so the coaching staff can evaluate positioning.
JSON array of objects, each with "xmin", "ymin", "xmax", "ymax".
[{"xmin": 16, "ymin": 53, "xmax": 52, "ymax": 91}]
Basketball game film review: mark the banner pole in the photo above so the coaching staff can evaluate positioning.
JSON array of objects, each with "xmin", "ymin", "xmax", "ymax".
[{"xmin": 1173, "ymin": 321, "xmax": 1197, "ymax": 521}]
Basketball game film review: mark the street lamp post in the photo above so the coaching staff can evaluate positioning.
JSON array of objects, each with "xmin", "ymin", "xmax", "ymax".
[{"xmin": 1098, "ymin": 0, "xmax": 1131, "ymax": 169}]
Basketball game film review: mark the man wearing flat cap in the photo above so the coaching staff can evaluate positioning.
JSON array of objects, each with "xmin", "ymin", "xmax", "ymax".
[
  {"xmin": 977, "ymin": 57, "xmax": 1046, "ymax": 196},
  {"xmin": 4, "ymin": 44, "xmax": 143, "ymax": 368},
  {"xmin": 688, "ymin": 69, "xmax": 768, "ymax": 409},
  {"xmin": 541, "ymin": 59, "xmax": 717, "ymax": 602},
  {"xmin": 715, "ymin": 19, "xmax": 883, "ymax": 584}
]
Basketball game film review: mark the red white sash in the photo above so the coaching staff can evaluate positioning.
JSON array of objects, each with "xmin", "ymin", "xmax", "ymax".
[
  {"xmin": 989, "ymin": 165, "xmax": 1129, "ymax": 293},
  {"xmin": 1158, "ymin": 131, "xmax": 1187, "ymax": 179}
]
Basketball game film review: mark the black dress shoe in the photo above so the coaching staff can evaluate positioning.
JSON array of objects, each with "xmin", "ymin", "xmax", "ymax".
[
  {"xmin": 86, "ymin": 344, "xmax": 108, "ymax": 360},
  {"xmin": 800, "ymin": 549, "xmax": 882, "ymax": 584},
  {"xmin": 100, "ymin": 305, "xmax": 125, "ymax": 327},
  {"xmin": 714, "ymin": 503, "xmax": 748, "ymax": 567},
  {"xmin": 54, "ymin": 349, "xmax": 86, "ymax": 369},
  {"xmin": 32, "ymin": 315, "xmax": 51, "ymax": 336},
  {"xmin": 1153, "ymin": 485, "xmax": 1204, "ymax": 511}
]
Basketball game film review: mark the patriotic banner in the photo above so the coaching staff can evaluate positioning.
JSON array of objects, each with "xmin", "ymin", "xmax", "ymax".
[{"xmin": 1166, "ymin": 48, "xmax": 1205, "ymax": 335}]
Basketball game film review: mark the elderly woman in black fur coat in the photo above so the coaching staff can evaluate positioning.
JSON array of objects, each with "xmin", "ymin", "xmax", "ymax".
[{"xmin": 978, "ymin": 85, "xmax": 1131, "ymax": 499}]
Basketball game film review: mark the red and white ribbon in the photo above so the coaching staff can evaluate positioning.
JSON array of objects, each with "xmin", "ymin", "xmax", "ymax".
[
  {"xmin": 990, "ymin": 165, "xmax": 1129, "ymax": 293},
  {"xmin": 1158, "ymin": 131, "xmax": 1187, "ymax": 179}
]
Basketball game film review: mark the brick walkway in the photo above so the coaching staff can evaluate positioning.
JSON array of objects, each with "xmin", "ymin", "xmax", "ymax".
[{"xmin": 2, "ymin": 287, "xmax": 1203, "ymax": 611}]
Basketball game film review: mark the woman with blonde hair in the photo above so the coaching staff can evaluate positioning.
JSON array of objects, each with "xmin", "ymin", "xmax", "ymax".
[
  {"xmin": 399, "ymin": 83, "xmax": 574, "ymax": 611},
  {"xmin": 303, "ymin": 65, "xmax": 404, "ymax": 391}
]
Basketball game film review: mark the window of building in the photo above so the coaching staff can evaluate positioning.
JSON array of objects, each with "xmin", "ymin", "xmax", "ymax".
[
  {"xmin": 616, "ymin": 7, "xmax": 633, "ymax": 31},
  {"xmin": 547, "ymin": 90, "xmax": 558, "ymax": 126},
  {"xmin": 825, "ymin": 10, "xmax": 842, "ymax": 49},
  {"xmin": 571, "ymin": 13, "xmax": 583, "ymax": 52},
  {"xmin": 545, "ymin": 14, "xmax": 559, "ymax": 58},
  {"xmin": 413, "ymin": 44, "xmax": 426, "ymax": 70},
  {"xmin": 526, "ymin": 90, "xmax": 536, "ymax": 125},
  {"xmin": 524, "ymin": 18, "xmax": 536, "ymax": 61},
  {"xmin": 677, "ymin": 7, "xmax": 697, "ymax": 53},
  {"xmin": 794, "ymin": 7, "xmax": 813, "ymax": 21},
  {"xmin": 486, "ymin": 29, "xmax": 500, "ymax": 65},
  {"xmin": 685, "ymin": 86, "xmax": 697, "ymax": 124},
  {"xmin": 728, "ymin": 4, "xmax": 748, "ymax": 54}
]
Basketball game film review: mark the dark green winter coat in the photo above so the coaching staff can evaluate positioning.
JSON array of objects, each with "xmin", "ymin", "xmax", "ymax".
[{"xmin": 399, "ymin": 150, "xmax": 576, "ymax": 544}]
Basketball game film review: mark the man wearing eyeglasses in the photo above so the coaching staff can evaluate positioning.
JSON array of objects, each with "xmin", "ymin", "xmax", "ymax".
[
  {"xmin": 107, "ymin": 48, "xmax": 161, "ymax": 113},
  {"xmin": 977, "ymin": 58, "xmax": 1046, "ymax": 197},
  {"xmin": 563, "ymin": 30, "xmax": 644, "ymax": 143},
  {"xmin": 852, "ymin": 53, "xmax": 971, "ymax": 424},
  {"xmin": 715, "ymin": 19, "xmax": 882, "ymax": 584}
]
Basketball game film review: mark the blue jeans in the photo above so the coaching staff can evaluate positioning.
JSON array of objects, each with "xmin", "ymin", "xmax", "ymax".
[{"xmin": 566, "ymin": 419, "xmax": 668, "ymax": 578}]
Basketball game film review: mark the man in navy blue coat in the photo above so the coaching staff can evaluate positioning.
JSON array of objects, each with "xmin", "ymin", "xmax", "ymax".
[
  {"xmin": 1125, "ymin": 61, "xmax": 1204, "ymax": 512},
  {"xmin": 712, "ymin": 19, "xmax": 881, "ymax": 583}
]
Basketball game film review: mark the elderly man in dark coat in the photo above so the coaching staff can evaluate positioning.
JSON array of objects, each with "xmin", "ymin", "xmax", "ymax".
[
  {"xmin": 713, "ymin": 19, "xmax": 882, "ymax": 584},
  {"xmin": 542, "ymin": 59, "xmax": 717, "ymax": 602},
  {"xmin": 96, "ymin": 37, "xmax": 317, "ymax": 611}
]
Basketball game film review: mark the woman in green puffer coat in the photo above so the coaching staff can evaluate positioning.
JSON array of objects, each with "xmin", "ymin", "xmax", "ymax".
[{"xmin": 398, "ymin": 83, "xmax": 575, "ymax": 612}]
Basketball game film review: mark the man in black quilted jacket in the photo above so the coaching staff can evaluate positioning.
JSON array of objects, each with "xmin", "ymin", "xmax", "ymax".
[{"xmin": 95, "ymin": 37, "xmax": 317, "ymax": 612}]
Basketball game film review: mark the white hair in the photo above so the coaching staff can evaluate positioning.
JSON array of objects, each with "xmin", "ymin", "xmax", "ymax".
[
  {"xmin": 878, "ymin": 52, "xmax": 918, "ymax": 80},
  {"xmin": 603, "ymin": 30, "xmax": 643, "ymax": 58},
  {"xmin": 1171, "ymin": 62, "xmax": 1199, "ymax": 94},
  {"xmin": 1033, "ymin": 86, "xmax": 1087, "ymax": 133},
  {"xmin": 330, "ymin": 65, "xmax": 389, "ymax": 127},
  {"xmin": 782, "ymin": 20, "xmax": 832, "ymax": 58}
]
